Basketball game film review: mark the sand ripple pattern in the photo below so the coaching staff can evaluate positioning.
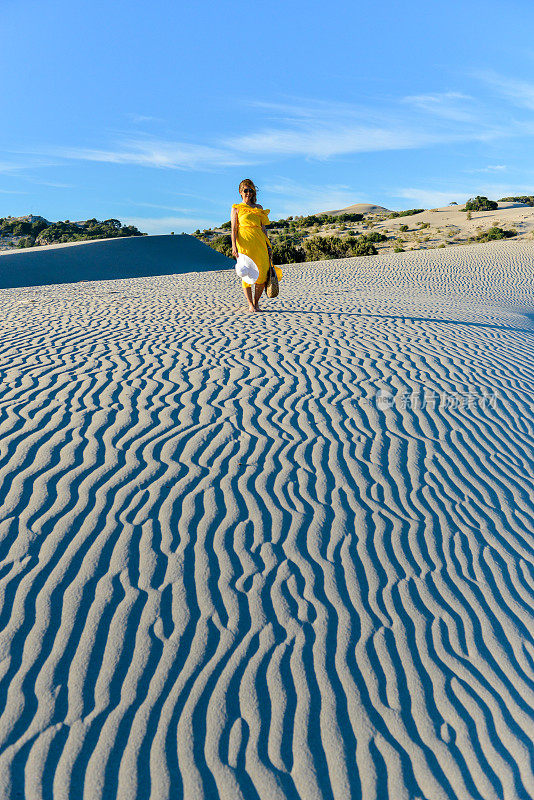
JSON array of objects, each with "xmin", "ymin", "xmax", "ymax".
[{"xmin": 0, "ymin": 240, "xmax": 533, "ymax": 800}]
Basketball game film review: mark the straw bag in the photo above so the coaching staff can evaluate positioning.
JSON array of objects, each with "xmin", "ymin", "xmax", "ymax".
[{"xmin": 265, "ymin": 254, "xmax": 279, "ymax": 298}]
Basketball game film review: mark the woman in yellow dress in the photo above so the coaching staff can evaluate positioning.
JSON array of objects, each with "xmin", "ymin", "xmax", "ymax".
[{"xmin": 231, "ymin": 178, "xmax": 272, "ymax": 313}]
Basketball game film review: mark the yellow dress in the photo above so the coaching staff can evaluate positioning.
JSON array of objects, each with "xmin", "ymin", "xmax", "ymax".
[{"xmin": 233, "ymin": 202, "xmax": 272, "ymax": 286}]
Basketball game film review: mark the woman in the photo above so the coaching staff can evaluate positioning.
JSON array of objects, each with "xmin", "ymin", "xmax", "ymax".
[{"xmin": 231, "ymin": 179, "xmax": 272, "ymax": 313}]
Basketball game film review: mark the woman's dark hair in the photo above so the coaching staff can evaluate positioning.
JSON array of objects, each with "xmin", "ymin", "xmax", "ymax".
[{"xmin": 239, "ymin": 178, "xmax": 257, "ymax": 204}]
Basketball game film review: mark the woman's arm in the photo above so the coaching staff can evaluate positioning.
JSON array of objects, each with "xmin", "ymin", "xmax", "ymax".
[
  {"xmin": 257, "ymin": 206, "xmax": 272, "ymax": 255},
  {"xmin": 231, "ymin": 206, "xmax": 239, "ymax": 259},
  {"xmin": 261, "ymin": 224, "xmax": 272, "ymax": 256}
]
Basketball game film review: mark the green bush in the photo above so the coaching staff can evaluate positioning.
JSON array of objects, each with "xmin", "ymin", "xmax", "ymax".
[
  {"xmin": 463, "ymin": 196, "xmax": 498, "ymax": 212},
  {"xmin": 499, "ymin": 196, "xmax": 534, "ymax": 206},
  {"xmin": 13, "ymin": 222, "xmax": 33, "ymax": 236},
  {"xmin": 211, "ymin": 235, "xmax": 233, "ymax": 256},
  {"xmin": 302, "ymin": 236, "xmax": 348, "ymax": 260},
  {"xmin": 388, "ymin": 209, "xmax": 425, "ymax": 218},
  {"xmin": 16, "ymin": 236, "xmax": 36, "ymax": 248},
  {"xmin": 393, "ymin": 245, "xmax": 404, "ymax": 253},
  {"xmin": 475, "ymin": 226, "xmax": 515, "ymax": 242},
  {"xmin": 33, "ymin": 218, "xmax": 144, "ymax": 245},
  {"xmin": 350, "ymin": 240, "xmax": 378, "ymax": 256},
  {"xmin": 399, "ymin": 224, "xmax": 409, "ymax": 232},
  {"xmin": 271, "ymin": 238, "xmax": 305, "ymax": 264},
  {"xmin": 302, "ymin": 235, "xmax": 377, "ymax": 260},
  {"xmin": 361, "ymin": 231, "xmax": 388, "ymax": 243},
  {"xmin": 283, "ymin": 212, "xmax": 364, "ymax": 228}
]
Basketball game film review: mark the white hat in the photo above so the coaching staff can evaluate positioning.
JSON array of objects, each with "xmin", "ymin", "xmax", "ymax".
[{"xmin": 235, "ymin": 253, "xmax": 259, "ymax": 285}]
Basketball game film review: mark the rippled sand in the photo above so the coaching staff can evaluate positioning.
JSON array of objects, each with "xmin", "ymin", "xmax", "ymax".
[{"xmin": 0, "ymin": 240, "xmax": 533, "ymax": 800}]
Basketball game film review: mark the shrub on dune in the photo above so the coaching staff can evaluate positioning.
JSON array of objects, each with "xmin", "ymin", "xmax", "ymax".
[
  {"xmin": 271, "ymin": 239, "xmax": 306, "ymax": 264},
  {"xmin": 360, "ymin": 231, "xmax": 388, "ymax": 243},
  {"xmin": 463, "ymin": 196, "xmax": 498, "ymax": 212},
  {"xmin": 33, "ymin": 218, "xmax": 144, "ymax": 246},
  {"xmin": 303, "ymin": 236, "xmax": 348, "ymax": 260},
  {"xmin": 16, "ymin": 236, "xmax": 36, "ymax": 248},
  {"xmin": 303, "ymin": 235, "xmax": 377, "ymax": 260},
  {"xmin": 350, "ymin": 239, "xmax": 378, "ymax": 256},
  {"xmin": 474, "ymin": 226, "xmax": 516, "ymax": 242},
  {"xmin": 208, "ymin": 234, "xmax": 233, "ymax": 257},
  {"xmin": 388, "ymin": 209, "xmax": 425, "ymax": 218},
  {"xmin": 499, "ymin": 195, "xmax": 534, "ymax": 206}
]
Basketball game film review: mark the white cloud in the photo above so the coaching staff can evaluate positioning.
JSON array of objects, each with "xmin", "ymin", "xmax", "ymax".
[
  {"xmin": 126, "ymin": 113, "xmax": 164, "ymax": 124},
  {"xmin": 224, "ymin": 92, "xmax": 505, "ymax": 159},
  {"xmin": 16, "ymin": 136, "xmax": 251, "ymax": 171},
  {"xmin": 0, "ymin": 157, "xmax": 75, "ymax": 187},
  {"xmin": 477, "ymin": 71, "xmax": 534, "ymax": 110},
  {"xmin": 245, "ymin": 96, "xmax": 381, "ymax": 123},
  {"xmin": 123, "ymin": 200, "xmax": 206, "ymax": 213},
  {"xmin": 468, "ymin": 165, "xmax": 507, "ymax": 173},
  {"xmin": 402, "ymin": 91, "xmax": 476, "ymax": 121},
  {"xmin": 263, "ymin": 177, "xmax": 361, "ymax": 216},
  {"xmin": 394, "ymin": 182, "xmax": 534, "ymax": 209},
  {"xmin": 224, "ymin": 124, "xmax": 478, "ymax": 160},
  {"xmin": 0, "ymin": 162, "xmax": 25, "ymax": 173},
  {"xmin": 392, "ymin": 188, "xmax": 470, "ymax": 207},
  {"xmin": 10, "ymin": 84, "xmax": 529, "ymax": 177}
]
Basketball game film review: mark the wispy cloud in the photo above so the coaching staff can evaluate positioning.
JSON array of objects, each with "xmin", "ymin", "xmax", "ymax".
[
  {"xmin": 121, "ymin": 200, "xmax": 206, "ymax": 213},
  {"xmin": 223, "ymin": 92, "xmax": 505, "ymax": 159},
  {"xmin": 263, "ymin": 177, "xmax": 362, "ymax": 216},
  {"xmin": 223, "ymin": 124, "xmax": 474, "ymax": 159},
  {"xmin": 477, "ymin": 71, "xmax": 534, "ymax": 110},
  {"xmin": 393, "ymin": 182, "xmax": 534, "ymax": 209},
  {"xmin": 14, "ymin": 136, "xmax": 250, "ymax": 171},
  {"xmin": 245, "ymin": 96, "xmax": 384, "ymax": 124},
  {"xmin": 0, "ymin": 161, "xmax": 33, "ymax": 174},
  {"xmin": 392, "ymin": 188, "xmax": 470, "ymax": 207},
  {"xmin": 9, "ymin": 81, "xmax": 532, "ymax": 177},
  {"xmin": 468, "ymin": 164, "xmax": 507, "ymax": 173},
  {"xmin": 402, "ymin": 91, "xmax": 476, "ymax": 122},
  {"xmin": 126, "ymin": 113, "xmax": 164, "ymax": 124},
  {"xmin": 0, "ymin": 158, "xmax": 71, "ymax": 188}
]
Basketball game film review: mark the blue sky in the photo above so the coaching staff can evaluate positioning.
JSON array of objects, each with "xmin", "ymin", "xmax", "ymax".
[{"xmin": 2, "ymin": 0, "xmax": 534, "ymax": 233}]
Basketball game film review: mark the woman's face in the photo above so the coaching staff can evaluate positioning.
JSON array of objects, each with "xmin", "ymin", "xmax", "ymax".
[{"xmin": 240, "ymin": 186, "xmax": 254, "ymax": 204}]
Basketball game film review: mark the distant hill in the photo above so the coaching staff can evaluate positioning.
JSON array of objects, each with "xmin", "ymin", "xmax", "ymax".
[
  {"xmin": 0, "ymin": 215, "xmax": 145, "ymax": 250},
  {"xmin": 320, "ymin": 203, "xmax": 391, "ymax": 216}
]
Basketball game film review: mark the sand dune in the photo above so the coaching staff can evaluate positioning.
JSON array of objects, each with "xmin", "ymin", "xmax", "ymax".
[
  {"xmin": 314, "ymin": 201, "xmax": 534, "ymax": 255},
  {"xmin": 0, "ymin": 234, "xmax": 232, "ymax": 289},
  {"xmin": 322, "ymin": 203, "xmax": 391, "ymax": 216},
  {"xmin": 0, "ymin": 240, "xmax": 533, "ymax": 799}
]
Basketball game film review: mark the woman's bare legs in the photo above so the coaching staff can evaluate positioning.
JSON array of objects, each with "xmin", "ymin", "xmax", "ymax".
[
  {"xmin": 254, "ymin": 282, "xmax": 265, "ymax": 310},
  {"xmin": 243, "ymin": 284, "xmax": 256, "ymax": 312}
]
